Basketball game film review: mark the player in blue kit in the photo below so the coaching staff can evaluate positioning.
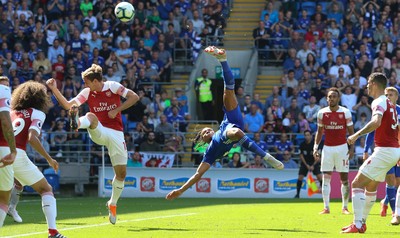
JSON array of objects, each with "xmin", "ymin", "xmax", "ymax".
[
  {"xmin": 363, "ymin": 86, "xmax": 400, "ymax": 224},
  {"xmin": 166, "ymin": 46, "xmax": 284, "ymax": 200}
]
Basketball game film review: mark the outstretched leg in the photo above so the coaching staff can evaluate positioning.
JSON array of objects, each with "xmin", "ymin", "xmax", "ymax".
[{"xmin": 204, "ymin": 46, "xmax": 237, "ymax": 111}]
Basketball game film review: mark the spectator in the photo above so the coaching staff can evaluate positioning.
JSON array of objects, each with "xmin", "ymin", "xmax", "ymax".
[
  {"xmin": 47, "ymin": 0, "xmax": 65, "ymax": 22},
  {"xmin": 354, "ymin": 112, "xmax": 368, "ymax": 132},
  {"xmin": 303, "ymin": 96, "xmax": 320, "ymax": 132},
  {"xmin": 296, "ymin": 9, "xmax": 310, "ymax": 34},
  {"xmin": 353, "ymin": 95, "xmax": 372, "ymax": 121},
  {"xmin": 155, "ymin": 114, "xmax": 175, "ymax": 141},
  {"xmin": 139, "ymin": 131, "xmax": 162, "ymax": 152},
  {"xmin": 51, "ymin": 121, "xmax": 68, "ymax": 157},
  {"xmin": 281, "ymin": 150, "xmax": 298, "ymax": 169},
  {"xmin": 227, "ymin": 152, "xmax": 249, "ymax": 168},
  {"xmin": 241, "ymin": 95, "xmax": 252, "ymax": 115},
  {"xmin": 311, "ymin": 77, "xmax": 327, "ymax": 102},
  {"xmin": 297, "ymin": 112, "xmax": 310, "ymax": 133},
  {"xmin": 167, "ymin": 106, "xmax": 186, "ymax": 132},
  {"xmin": 163, "ymin": 134, "xmax": 184, "ymax": 166},
  {"xmin": 47, "ymin": 39, "xmax": 64, "ymax": 64},
  {"xmin": 253, "ymin": 21, "xmax": 271, "ymax": 59},
  {"xmin": 373, "ymin": 50, "xmax": 392, "ymax": 71},
  {"xmin": 286, "ymin": 69, "xmax": 299, "ymax": 89},
  {"xmin": 274, "ymin": 133, "xmax": 295, "ymax": 160},
  {"xmin": 321, "ymin": 40, "xmax": 339, "ymax": 65},
  {"xmin": 283, "ymin": 48, "xmax": 297, "ymax": 73},
  {"xmin": 244, "ymin": 104, "xmax": 264, "ymax": 133},
  {"xmin": 250, "ymin": 155, "xmax": 267, "ymax": 169},
  {"xmin": 329, "ymin": 55, "xmax": 352, "ymax": 80},
  {"xmin": 127, "ymin": 152, "xmax": 142, "ymax": 167},
  {"xmin": 304, "ymin": 53, "xmax": 320, "ymax": 73},
  {"xmin": 296, "ymin": 42, "xmax": 314, "ymax": 66}
]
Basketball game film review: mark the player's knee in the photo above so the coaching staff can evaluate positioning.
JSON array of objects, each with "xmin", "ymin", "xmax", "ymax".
[
  {"xmin": 37, "ymin": 183, "xmax": 53, "ymax": 195},
  {"xmin": 233, "ymin": 128, "xmax": 245, "ymax": 139},
  {"xmin": 86, "ymin": 113, "xmax": 98, "ymax": 127},
  {"xmin": 116, "ymin": 171, "xmax": 127, "ymax": 180}
]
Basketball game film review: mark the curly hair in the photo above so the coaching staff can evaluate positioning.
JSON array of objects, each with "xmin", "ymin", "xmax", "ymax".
[
  {"xmin": 81, "ymin": 64, "xmax": 103, "ymax": 82},
  {"xmin": 11, "ymin": 81, "xmax": 51, "ymax": 112}
]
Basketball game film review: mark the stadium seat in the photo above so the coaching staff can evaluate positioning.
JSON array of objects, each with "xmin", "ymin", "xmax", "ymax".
[
  {"xmin": 319, "ymin": 2, "xmax": 329, "ymax": 14},
  {"xmin": 45, "ymin": 174, "xmax": 60, "ymax": 192},
  {"xmin": 301, "ymin": 2, "xmax": 316, "ymax": 16}
]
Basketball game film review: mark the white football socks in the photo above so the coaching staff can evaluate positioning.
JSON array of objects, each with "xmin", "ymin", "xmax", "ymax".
[
  {"xmin": 341, "ymin": 183, "xmax": 350, "ymax": 209},
  {"xmin": 0, "ymin": 204, "xmax": 7, "ymax": 227},
  {"xmin": 362, "ymin": 190, "xmax": 377, "ymax": 222},
  {"xmin": 352, "ymin": 188, "xmax": 365, "ymax": 228},
  {"xmin": 322, "ymin": 174, "xmax": 331, "ymax": 209},
  {"xmin": 110, "ymin": 177, "xmax": 124, "ymax": 205},
  {"xmin": 42, "ymin": 193, "xmax": 57, "ymax": 229}
]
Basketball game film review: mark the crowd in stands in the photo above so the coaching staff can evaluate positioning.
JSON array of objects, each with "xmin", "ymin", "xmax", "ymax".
[
  {"xmin": 248, "ymin": 0, "xmax": 400, "ymax": 168},
  {"xmin": 4, "ymin": 0, "xmax": 400, "ymax": 171},
  {"xmin": 0, "ymin": 0, "xmax": 232, "ymax": 172}
]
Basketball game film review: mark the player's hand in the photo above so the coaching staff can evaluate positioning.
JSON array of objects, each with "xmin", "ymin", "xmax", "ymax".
[
  {"xmin": 0, "ymin": 152, "xmax": 16, "ymax": 168},
  {"xmin": 48, "ymin": 159, "xmax": 59, "ymax": 173},
  {"xmin": 310, "ymin": 165, "xmax": 314, "ymax": 171},
  {"xmin": 362, "ymin": 152, "xmax": 369, "ymax": 162},
  {"xmin": 347, "ymin": 150, "xmax": 354, "ymax": 160},
  {"xmin": 313, "ymin": 150, "xmax": 320, "ymax": 159},
  {"xmin": 165, "ymin": 189, "xmax": 182, "ymax": 200},
  {"xmin": 108, "ymin": 109, "xmax": 118, "ymax": 119},
  {"xmin": 347, "ymin": 134, "xmax": 359, "ymax": 145},
  {"xmin": 46, "ymin": 78, "xmax": 57, "ymax": 90}
]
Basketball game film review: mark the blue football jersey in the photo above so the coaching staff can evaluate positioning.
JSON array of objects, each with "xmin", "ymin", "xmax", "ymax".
[{"xmin": 202, "ymin": 106, "xmax": 244, "ymax": 164}]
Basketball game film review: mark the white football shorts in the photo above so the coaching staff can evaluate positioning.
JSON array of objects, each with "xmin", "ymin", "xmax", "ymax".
[
  {"xmin": 14, "ymin": 149, "xmax": 44, "ymax": 186},
  {"xmin": 321, "ymin": 143, "xmax": 349, "ymax": 173},
  {"xmin": 0, "ymin": 146, "xmax": 13, "ymax": 191},
  {"xmin": 360, "ymin": 147, "xmax": 400, "ymax": 182}
]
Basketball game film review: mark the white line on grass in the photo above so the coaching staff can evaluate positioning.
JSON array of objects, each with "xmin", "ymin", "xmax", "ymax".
[{"xmin": 5, "ymin": 213, "xmax": 197, "ymax": 238}]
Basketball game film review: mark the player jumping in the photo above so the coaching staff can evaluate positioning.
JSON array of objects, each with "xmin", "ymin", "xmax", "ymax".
[
  {"xmin": 166, "ymin": 46, "xmax": 283, "ymax": 201},
  {"xmin": 46, "ymin": 64, "xmax": 139, "ymax": 225}
]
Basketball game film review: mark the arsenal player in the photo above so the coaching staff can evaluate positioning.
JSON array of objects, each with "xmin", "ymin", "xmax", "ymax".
[
  {"xmin": 314, "ymin": 87, "xmax": 355, "ymax": 215},
  {"xmin": 342, "ymin": 73, "xmax": 400, "ymax": 233},
  {"xmin": 0, "ymin": 81, "xmax": 65, "ymax": 238},
  {"xmin": 46, "ymin": 64, "xmax": 139, "ymax": 225},
  {"xmin": 0, "ymin": 76, "xmax": 17, "ymax": 228}
]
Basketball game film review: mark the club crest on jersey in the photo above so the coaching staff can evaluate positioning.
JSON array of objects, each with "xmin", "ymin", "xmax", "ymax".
[
  {"xmin": 339, "ymin": 114, "xmax": 343, "ymax": 119},
  {"xmin": 106, "ymin": 91, "xmax": 112, "ymax": 97}
]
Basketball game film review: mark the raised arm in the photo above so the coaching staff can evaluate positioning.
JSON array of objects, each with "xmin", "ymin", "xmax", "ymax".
[{"xmin": 46, "ymin": 78, "xmax": 77, "ymax": 109}]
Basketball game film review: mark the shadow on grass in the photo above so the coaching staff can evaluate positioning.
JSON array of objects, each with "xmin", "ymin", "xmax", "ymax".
[
  {"xmin": 253, "ymin": 228, "xmax": 327, "ymax": 234},
  {"xmin": 128, "ymin": 227, "xmax": 192, "ymax": 232}
]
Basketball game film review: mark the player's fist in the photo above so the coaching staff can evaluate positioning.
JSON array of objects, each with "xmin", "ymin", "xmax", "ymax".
[
  {"xmin": 347, "ymin": 134, "xmax": 358, "ymax": 145},
  {"xmin": 165, "ymin": 189, "xmax": 182, "ymax": 200},
  {"xmin": 0, "ymin": 153, "xmax": 16, "ymax": 167},
  {"xmin": 46, "ymin": 78, "xmax": 57, "ymax": 90}
]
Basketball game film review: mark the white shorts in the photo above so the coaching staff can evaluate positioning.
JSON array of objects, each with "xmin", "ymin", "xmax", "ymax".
[
  {"xmin": 360, "ymin": 147, "xmax": 400, "ymax": 182},
  {"xmin": 0, "ymin": 146, "xmax": 13, "ymax": 191},
  {"xmin": 88, "ymin": 122, "xmax": 127, "ymax": 166},
  {"xmin": 321, "ymin": 143, "xmax": 349, "ymax": 173},
  {"xmin": 14, "ymin": 149, "xmax": 44, "ymax": 186}
]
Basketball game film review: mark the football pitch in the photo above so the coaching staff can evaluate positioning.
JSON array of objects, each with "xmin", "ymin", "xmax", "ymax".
[{"xmin": 1, "ymin": 197, "xmax": 399, "ymax": 237}]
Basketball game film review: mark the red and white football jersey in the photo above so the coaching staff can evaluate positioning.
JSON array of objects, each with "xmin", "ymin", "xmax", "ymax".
[
  {"xmin": 73, "ymin": 81, "xmax": 128, "ymax": 132},
  {"xmin": 0, "ymin": 108, "xmax": 45, "ymax": 151},
  {"xmin": 317, "ymin": 106, "xmax": 353, "ymax": 146},
  {"xmin": 372, "ymin": 95, "xmax": 399, "ymax": 148}
]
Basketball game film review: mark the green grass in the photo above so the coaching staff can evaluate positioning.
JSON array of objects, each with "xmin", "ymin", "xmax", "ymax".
[{"xmin": 1, "ymin": 197, "xmax": 398, "ymax": 238}]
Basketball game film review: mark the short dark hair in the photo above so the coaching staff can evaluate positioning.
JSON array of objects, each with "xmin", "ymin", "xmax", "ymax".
[{"xmin": 369, "ymin": 72, "xmax": 387, "ymax": 89}]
